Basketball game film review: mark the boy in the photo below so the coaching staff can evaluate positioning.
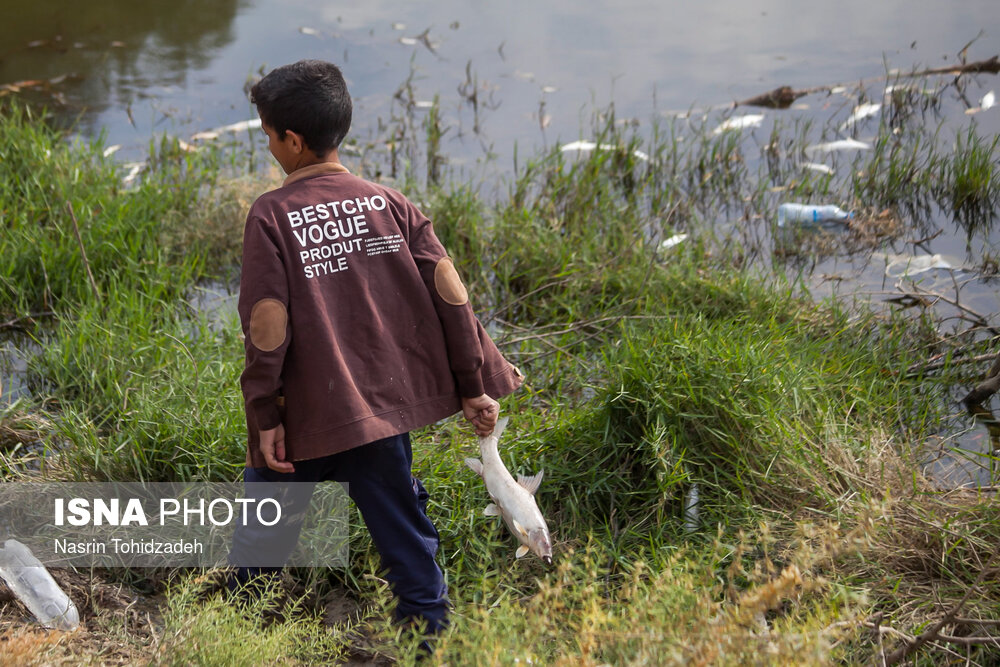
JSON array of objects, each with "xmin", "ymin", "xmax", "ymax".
[{"xmin": 227, "ymin": 60, "xmax": 523, "ymax": 638}]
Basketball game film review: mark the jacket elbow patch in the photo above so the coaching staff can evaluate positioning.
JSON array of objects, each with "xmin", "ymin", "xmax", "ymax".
[
  {"xmin": 249, "ymin": 298, "xmax": 288, "ymax": 352},
  {"xmin": 434, "ymin": 257, "xmax": 469, "ymax": 306}
]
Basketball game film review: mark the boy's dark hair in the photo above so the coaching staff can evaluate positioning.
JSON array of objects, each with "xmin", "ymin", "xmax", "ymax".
[{"xmin": 250, "ymin": 60, "xmax": 352, "ymax": 156}]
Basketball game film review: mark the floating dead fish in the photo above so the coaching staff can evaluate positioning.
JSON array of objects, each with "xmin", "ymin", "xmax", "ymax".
[
  {"xmin": 398, "ymin": 36, "xmax": 418, "ymax": 46},
  {"xmin": 102, "ymin": 144, "xmax": 122, "ymax": 158},
  {"xmin": 711, "ymin": 113, "xmax": 764, "ymax": 136},
  {"xmin": 560, "ymin": 140, "xmax": 649, "ymax": 162},
  {"xmin": 804, "ymin": 138, "xmax": 872, "ymax": 155},
  {"xmin": 191, "ymin": 118, "xmax": 262, "ymax": 142},
  {"xmin": 839, "ymin": 102, "xmax": 881, "ymax": 131},
  {"xmin": 965, "ymin": 90, "xmax": 996, "ymax": 115},
  {"xmin": 121, "ymin": 162, "xmax": 145, "ymax": 186},
  {"xmin": 299, "ymin": 27, "xmax": 321, "ymax": 37},
  {"xmin": 465, "ymin": 418, "xmax": 552, "ymax": 564},
  {"xmin": 801, "ymin": 162, "xmax": 834, "ymax": 175},
  {"xmin": 659, "ymin": 233, "xmax": 688, "ymax": 251}
]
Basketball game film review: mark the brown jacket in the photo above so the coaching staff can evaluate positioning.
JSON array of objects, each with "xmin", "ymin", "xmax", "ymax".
[{"xmin": 238, "ymin": 163, "xmax": 522, "ymax": 467}]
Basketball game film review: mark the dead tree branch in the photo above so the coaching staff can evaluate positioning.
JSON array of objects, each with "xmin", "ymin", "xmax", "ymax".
[{"xmin": 880, "ymin": 552, "xmax": 999, "ymax": 666}]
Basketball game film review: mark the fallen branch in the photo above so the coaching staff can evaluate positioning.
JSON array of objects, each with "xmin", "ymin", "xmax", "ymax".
[
  {"xmin": 962, "ymin": 352, "xmax": 1000, "ymax": 406},
  {"xmin": 730, "ymin": 55, "xmax": 998, "ymax": 112},
  {"xmin": 934, "ymin": 633, "xmax": 1000, "ymax": 647},
  {"xmin": 905, "ymin": 351, "xmax": 999, "ymax": 376},
  {"xmin": 906, "ymin": 55, "xmax": 1000, "ymax": 77},
  {"xmin": 880, "ymin": 552, "xmax": 999, "ymax": 666}
]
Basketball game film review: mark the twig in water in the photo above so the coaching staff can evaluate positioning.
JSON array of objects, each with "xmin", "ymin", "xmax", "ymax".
[
  {"xmin": 962, "ymin": 352, "xmax": 1000, "ymax": 406},
  {"xmin": 905, "ymin": 351, "xmax": 999, "ymax": 376},
  {"xmin": 0, "ymin": 312, "xmax": 55, "ymax": 331}
]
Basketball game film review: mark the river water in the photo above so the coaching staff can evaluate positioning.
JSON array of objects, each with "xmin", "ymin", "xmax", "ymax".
[{"xmin": 1, "ymin": 0, "xmax": 998, "ymax": 484}]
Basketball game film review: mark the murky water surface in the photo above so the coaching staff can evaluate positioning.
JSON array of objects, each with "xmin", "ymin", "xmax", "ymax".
[{"xmin": 1, "ymin": 0, "xmax": 998, "ymax": 484}]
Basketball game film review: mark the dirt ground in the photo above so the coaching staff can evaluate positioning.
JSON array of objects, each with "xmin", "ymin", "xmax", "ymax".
[{"xmin": 0, "ymin": 569, "xmax": 392, "ymax": 666}]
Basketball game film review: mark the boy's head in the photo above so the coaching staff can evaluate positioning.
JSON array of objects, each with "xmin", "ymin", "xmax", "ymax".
[{"xmin": 250, "ymin": 60, "xmax": 352, "ymax": 158}]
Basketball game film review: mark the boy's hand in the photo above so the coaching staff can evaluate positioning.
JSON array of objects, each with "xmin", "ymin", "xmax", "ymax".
[
  {"xmin": 462, "ymin": 394, "xmax": 499, "ymax": 437},
  {"xmin": 259, "ymin": 423, "xmax": 295, "ymax": 473}
]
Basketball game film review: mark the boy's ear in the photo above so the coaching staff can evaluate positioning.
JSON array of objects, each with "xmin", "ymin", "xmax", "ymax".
[{"xmin": 285, "ymin": 129, "xmax": 307, "ymax": 154}]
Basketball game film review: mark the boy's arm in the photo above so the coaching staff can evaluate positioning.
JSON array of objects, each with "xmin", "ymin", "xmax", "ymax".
[
  {"xmin": 238, "ymin": 211, "xmax": 291, "ymax": 445},
  {"xmin": 405, "ymin": 203, "xmax": 488, "ymax": 400}
]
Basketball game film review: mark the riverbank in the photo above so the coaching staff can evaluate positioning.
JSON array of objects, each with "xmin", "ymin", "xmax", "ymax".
[{"xmin": 1, "ymin": 97, "xmax": 998, "ymax": 665}]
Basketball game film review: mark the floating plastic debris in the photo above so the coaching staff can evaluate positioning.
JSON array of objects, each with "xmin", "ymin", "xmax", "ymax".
[
  {"xmin": 777, "ymin": 203, "xmax": 851, "ymax": 228},
  {"xmin": 839, "ymin": 102, "xmax": 881, "ymax": 131},
  {"xmin": 876, "ymin": 252, "xmax": 955, "ymax": 278},
  {"xmin": 804, "ymin": 138, "xmax": 872, "ymax": 155},
  {"xmin": 560, "ymin": 140, "xmax": 649, "ymax": 162},
  {"xmin": 711, "ymin": 113, "xmax": 764, "ymax": 136}
]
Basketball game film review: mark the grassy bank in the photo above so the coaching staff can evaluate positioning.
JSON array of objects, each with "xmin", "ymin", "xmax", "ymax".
[{"xmin": 1, "ymin": 90, "xmax": 998, "ymax": 666}]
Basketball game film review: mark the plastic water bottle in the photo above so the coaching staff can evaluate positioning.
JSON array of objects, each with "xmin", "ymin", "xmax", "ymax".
[
  {"xmin": 0, "ymin": 539, "xmax": 80, "ymax": 630},
  {"xmin": 777, "ymin": 203, "xmax": 852, "ymax": 228},
  {"xmin": 683, "ymin": 483, "xmax": 700, "ymax": 533}
]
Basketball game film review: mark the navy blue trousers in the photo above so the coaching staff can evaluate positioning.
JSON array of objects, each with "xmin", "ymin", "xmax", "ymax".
[{"xmin": 227, "ymin": 433, "xmax": 449, "ymax": 632}]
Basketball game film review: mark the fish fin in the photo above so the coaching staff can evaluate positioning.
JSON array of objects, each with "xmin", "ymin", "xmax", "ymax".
[
  {"xmin": 515, "ymin": 545, "xmax": 530, "ymax": 559},
  {"xmin": 492, "ymin": 416, "xmax": 510, "ymax": 443},
  {"xmin": 483, "ymin": 503, "xmax": 500, "ymax": 517},
  {"xmin": 517, "ymin": 470, "xmax": 544, "ymax": 495},
  {"xmin": 464, "ymin": 457, "xmax": 483, "ymax": 476},
  {"xmin": 512, "ymin": 519, "xmax": 529, "ymax": 538}
]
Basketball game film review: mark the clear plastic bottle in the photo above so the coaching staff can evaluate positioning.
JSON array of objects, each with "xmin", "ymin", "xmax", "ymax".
[
  {"xmin": 0, "ymin": 539, "xmax": 80, "ymax": 630},
  {"xmin": 777, "ymin": 202, "xmax": 852, "ymax": 227},
  {"xmin": 683, "ymin": 483, "xmax": 699, "ymax": 533}
]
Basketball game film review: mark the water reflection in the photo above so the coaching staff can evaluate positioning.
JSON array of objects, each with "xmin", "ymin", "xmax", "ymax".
[{"xmin": 0, "ymin": 0, "xmax": 246, "ymax": 136}]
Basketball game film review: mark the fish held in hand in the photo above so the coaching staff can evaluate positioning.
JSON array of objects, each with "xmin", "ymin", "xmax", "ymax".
[{"xmin": 465, "ymin": 417, "xmax": 553, "ymax": 565}]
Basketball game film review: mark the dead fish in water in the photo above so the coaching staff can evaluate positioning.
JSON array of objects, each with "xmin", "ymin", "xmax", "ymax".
[
  {"xmin": 560, "ymin": 140, "xmax": 650, "ymax": 162},
  {"xmin": 839, "ymin": 102, "xmax": 881, "ymax": 132},
  {"xmin": 804, "ymin": 138, "xmax": 872, "ymax": 155},
  {"xmin": 465, "ymin": 417, "xmax": 553, "ymax": 564},
  {"xmin": 965, "ymin": 90, "xmax": 996, "ymax": 115},
  {"xmin": 190, "ymin": 118, "xmax": 263, "ymax": 142},
  {"xmin": 711, "ymin": 113, "xmax": 764, "ymax": 136}
]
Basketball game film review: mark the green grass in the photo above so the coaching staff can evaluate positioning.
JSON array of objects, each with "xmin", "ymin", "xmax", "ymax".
[{"xmin": 1, "ymin": 82, "xmax": 998, "ymax": 665}]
